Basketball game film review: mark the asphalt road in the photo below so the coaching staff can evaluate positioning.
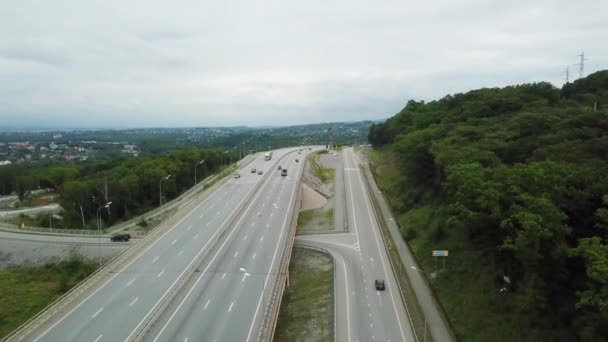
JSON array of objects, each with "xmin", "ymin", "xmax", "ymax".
[
  {"xmin": 297, "ymin": 147, "xmax": 416, "ymax": 342},
  {"xmin": 0, "ymin": 231, "xmax": 132, "ymax": 269},
  {"xmin": 28, "ymin": 149, "xmax": 298, "ymax": 342},
  {"xmin": 144, "ymin": 148, "xmax": 313, "ymax": 342}
]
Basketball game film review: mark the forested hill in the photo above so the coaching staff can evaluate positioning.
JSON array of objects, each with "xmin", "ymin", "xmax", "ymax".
[{"xmin": 368, "ymin": 70, "xmax": 608, "ymax": 340}]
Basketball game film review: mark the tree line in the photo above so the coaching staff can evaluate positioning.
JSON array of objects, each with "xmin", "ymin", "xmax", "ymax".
[
  {"xmin": 0, "ymin": 147, "xmax": 240, "ymax": 229},
  {"xmin": 369, "ymin": 70, "xmax": 608, "ymax": 340}
]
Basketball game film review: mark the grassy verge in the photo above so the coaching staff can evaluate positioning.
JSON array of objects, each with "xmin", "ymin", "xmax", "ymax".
[
  {"xmin": 274, "ymin": 247, "xmax": 334, "ymax": 342},
  {"xmin": 0, "ymin": 252, "xmax": 97, "ymax": 339},
  {"xmin": 308, "ymin": 154, "xmax": 335, "ymax": 184},
  {"xmin": 297, "ymin": 208, "xmax": 334, "ymax": 233}
]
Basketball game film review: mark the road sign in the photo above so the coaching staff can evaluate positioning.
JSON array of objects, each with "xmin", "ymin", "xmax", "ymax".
[{"xmin": 432, "ymin": 250, "xmax": 449, "ymax": 257}]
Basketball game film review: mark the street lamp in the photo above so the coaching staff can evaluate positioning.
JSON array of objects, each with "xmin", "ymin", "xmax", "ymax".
[
  {"xmin": 194, "ymin": 160, "xmax": 205, "ymax": 185},
  {"xmin": 160, "ymin": 174, "xmax": 171, "ymax": 206},
  {"xmin": 97, "ymin": 201, "xmax": 111, "ymax": 267}
]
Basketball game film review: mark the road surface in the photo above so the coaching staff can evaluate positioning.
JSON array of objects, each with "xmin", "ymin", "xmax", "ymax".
[
  {"xmin": 297, "ymin": 147, "xmax": 416, "ymax": 342},
  {"xmin": 24, "ymin": 149, "xmax": 299, "ymax": 342},
  {"xmin": 144, "ymin": 149, "xmax": 311, "ymax": 342}
]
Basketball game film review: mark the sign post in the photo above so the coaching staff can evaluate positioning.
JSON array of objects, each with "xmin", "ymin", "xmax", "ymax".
[{"xmin": 432, "ymin": 250, "xmax": 449, "ymax": 278}]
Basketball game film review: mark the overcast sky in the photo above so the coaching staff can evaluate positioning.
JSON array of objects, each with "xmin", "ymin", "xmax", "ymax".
[{"xmin": 0, "ymin": 0, "xmax": 606, "ymax": 129}]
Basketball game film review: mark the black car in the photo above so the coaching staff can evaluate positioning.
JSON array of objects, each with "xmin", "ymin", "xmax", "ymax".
[
  {"xmin": 295, "ymin": 159, "xmax": 299, "ymax": 162},
  {"xmin": 111, "ymin": 233, "xmax": 131, "ymax": 242},
  {"xmin": 375, "ymin": 279, "xmax": 386, "ymax": 291}
]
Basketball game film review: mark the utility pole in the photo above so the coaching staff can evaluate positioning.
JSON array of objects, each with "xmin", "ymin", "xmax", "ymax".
[{"xmin": 565, "ymin": 67, "xmax": 569, "ymax": 84}]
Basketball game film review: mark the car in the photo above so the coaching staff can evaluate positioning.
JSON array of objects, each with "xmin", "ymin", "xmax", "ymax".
[
  {"xmin": 308, "ymin": 148, "xmax": 312, "ymax": 150},
  {"xmin": 257, "ymin": 170, "xmax": 263, "ymax": 175},
  {"xmin": 281, "ymin": 168, "xmax": 288, "ymax": 176},
  {"xmin": 111, "ymin": 233, "xmax": 131, "ymax": 242},
  {"xmin": 298, "ymin": 151, "xmax": 301, "ymax": 154},
  {"xmin": 251, "ymin": 168, "xmax": 256, "ymax": 173},
  {"xmin": 295, "ymin": 159, "xmax": 299, "ymax": 162},
  {"xmin": 233, "ymin": 172, "xmax": 240, "ymax": 178},
  {"xmin": 375, "ymin": 279, "xmax": 386, "ymax": 291},
  {"xmin": 277, "ymin": 165, "xmax": 282, "ymax": 170}
]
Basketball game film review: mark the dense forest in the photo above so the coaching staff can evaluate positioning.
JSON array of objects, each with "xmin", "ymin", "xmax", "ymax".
[
  {"xmin": 0, "ymin": 147, "xmax": 238, "ymax": 228},
  {"xmin": 369, "ymin": 71, "xmax": 608, "ymax": 340}
]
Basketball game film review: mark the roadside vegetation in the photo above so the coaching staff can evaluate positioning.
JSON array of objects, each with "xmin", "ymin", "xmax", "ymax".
[
  {"xmin": 0, "ymin": 147, "xmax": 239, "ymax": 230},
  {"xmin": 0, "ymin": 252, "xmax": 96, "ymax": 338},
  {"xmin": 368, "ymin": 70, "xmax": 608, "ymax": 340},
  {"xmin": 308, "ymin": 153, "xmax": 335, "ymax": 184},
  {"xmin": 274, "ymin": 247, "xmax": 334, "ymax": 341}
]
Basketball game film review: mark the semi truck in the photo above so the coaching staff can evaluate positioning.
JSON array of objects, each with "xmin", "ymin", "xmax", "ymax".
[{"xmin": 264, "ymin": 151, "xmax": 272, "ymax": 161}]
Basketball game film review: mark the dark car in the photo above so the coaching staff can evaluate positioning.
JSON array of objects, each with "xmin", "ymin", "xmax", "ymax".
[
  {"xmin": 251, "ymin": 168, "xmax": 257, "ymax": 173},
  {"xmin": 277, "ymin": 165, "xmax": 282, "ymax": 170},
  {"xmin": 375, "ymin": 279, "xmax": 386, "ymax": 291},
  {"xmin": 281, "ymin": 168, "xmax": 288, "ymax": 176},
  {"xmin": 111, "ymin": 233, "xmax": 131, "ymax": 242},
  {"xmin": 295, "ymin": 158, "xmax": 299, "ymax": 162}
]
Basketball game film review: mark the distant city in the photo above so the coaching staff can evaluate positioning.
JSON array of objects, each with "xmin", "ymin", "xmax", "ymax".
[{"xmin": 0, "ymin": 121, "xmax": 373, "ymax": 165}]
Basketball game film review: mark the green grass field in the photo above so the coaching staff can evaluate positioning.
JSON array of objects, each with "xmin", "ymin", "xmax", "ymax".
[
  {"xmin": 274, "ymin": 247, "xmax": 334, "ymax": 341},
  {"xmin": 0, "ymin": 254, "xmax": 96, "ymax": 339}
]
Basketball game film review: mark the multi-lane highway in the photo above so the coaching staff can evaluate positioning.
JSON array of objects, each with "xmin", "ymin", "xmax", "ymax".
[
  {"xmin": 297, "ymin": 147, "xmax": 416, "ymax": 341},
  {"xmin": 21, "ymin": 148, "xmax": 304, "ymax": 342},
  {"xmin": 144, "ymin": 149, "xmax": 308, "ymax": 342}
]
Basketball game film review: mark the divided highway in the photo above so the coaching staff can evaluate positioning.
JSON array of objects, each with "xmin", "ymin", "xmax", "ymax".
[
  {"xmin": 144, "ymin": 149, "xmax": 309, "ymax": 342},
  {"xmin": 18, "ymin": 148, "xmax": 303, "ymax": 342},
  {"xmin": 297, "ymin": 147, "xmax": 416, "ymax": 341}
]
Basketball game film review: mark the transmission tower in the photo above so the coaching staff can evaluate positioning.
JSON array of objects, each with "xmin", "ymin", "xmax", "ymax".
[
  {"xmin": 326, "ymin": 128, "xmax": 333, "ymax": 149},
  {"xmin": 574, "ymin": 51, "xmax": 587, "ymax": 79},
  {"xmin": 565, "ymin": 67, "xmax": 569, "ymax": 84}
]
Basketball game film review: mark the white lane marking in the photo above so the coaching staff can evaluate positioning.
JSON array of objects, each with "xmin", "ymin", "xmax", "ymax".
[
  {"xmin": 241, "ymin": 272, "xmax": 251, "ymax": 282},
  {"xmin": 171, "ymin": 239, "xmax": 177, "ymax": 245},
  {"xmin": 228, "ymin": 302, "xmax": 234, "ymax": 312},
  {"xmin": 91, "ymin": 307, "xmax": 103, "ymax": 319},
  {"xmin": 204, "ymin": 299, "xmax": 210, "ymax": 310},
  {"xmin": 234, "ymin": 251, "xmax": 239, "ymax": 258},
  {"xmin": 251, "ymin": 222, "xmax": 255, "ymax": 227},
  {"xmin": 272, "ymin": 203, "xmax": 278, "ymax": 209},
  {"xmin": 34, "ymin": 174, "xmax": 234, "ymax": 342},
  {"xmin": 187, "ymin": 225, "xmax": 192, "ymax": 231},
  {"xmin": 351, "ymin": 149, "xmax": 407, "ymax": 339},
  {"xmin": 178, "ymin": 250, "xmax": 184, "ymax": 256},
  {"xmin": 206, "ymin": 222, "xmax": 210, "ymax": 227},
  {"xmin": 129, "ymin": 297, "xmax": 139, "ymax": 307},
  {"xmin": 94, "ymin": 334, "xmax": 103, "ymax": 342},
  {"xmin": 246, "ymin": 152, "xmax": 303, "ymax": 341},
  {"xmin": 243, "ymin": 234, "xmax": 248, "ymax": 241},
  {"xmin": 260, "ymin": 235, "xmax": 264, "ymax": 241},
  {"xmin": 262, "ymin": 203, "xmax": 265, "ymax": 207},
  {"xmin": 270, "ymin": 212, "xmax": 274, "ymax": 217},
  {"xmin": 184, "ymin": 338, "xmax": 189, "ymax": 342},
  {"xmin": 257, "ymin": 211, "xmax": 261, "ymax": 216},
  {"xmin": 194, "ymin": 234, "xmax": 199, "ymax": 239},
  {"xmin": 377, "ymin": 291, "xmax": 382, "ymax": 306},
  {"xmin": 126, "ymin": 277, "xmax": 136, "ymax": 287},
  {"xmin": 266, "ymin": 223, "xmax": 269, "ymax": 228},
  {"xmin": 152, "ymin": 152, "xmax": 296, "ymax": 342},
  {"xmin": 221, "ymin": 273, "xmax": 227, "ymax": 280},
  {"xmin": 370, "ymin": 257, "xmax": 374, "ymax": 268},
  {"xmin": 157, "ymin": 269, "xmax": 165, "ymax": 278},
  {"xmin": 152, "ymin": 256, "xmax": 160, "ymax": 264},
  {"xmin": 252, "ymin": 253, "xmax": 256, "ymax": 259},
  {"xmin": 200, "ymin": 213, "xmax": 204, "ymax": 218}
]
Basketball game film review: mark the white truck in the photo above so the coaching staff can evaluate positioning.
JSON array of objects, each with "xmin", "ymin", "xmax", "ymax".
[{"xmin": 264, "ymin": 151, "xmax": 272, "ymax": 161}]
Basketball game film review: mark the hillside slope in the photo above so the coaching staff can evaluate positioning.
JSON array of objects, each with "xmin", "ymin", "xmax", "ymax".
[{"xmin": 369, "ymin": 71, "xmax": 608, "ymax": 341}]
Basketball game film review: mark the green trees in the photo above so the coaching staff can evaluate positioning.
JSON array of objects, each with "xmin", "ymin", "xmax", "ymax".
[
  {"xmin": 371, "ymin": 70, "xmax": 608, "ymax": 339},
  {"xmin": 0, "ymin": 146, "xmax": 236, "ymax": 229}
]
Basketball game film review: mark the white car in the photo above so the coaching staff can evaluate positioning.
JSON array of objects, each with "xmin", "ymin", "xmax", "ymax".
[{"xmin": 233, "ymin": 172, "xmax": 241, "ymax": 178}]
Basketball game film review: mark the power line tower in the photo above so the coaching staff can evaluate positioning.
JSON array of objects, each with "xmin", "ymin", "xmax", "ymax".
[
  {"xmin": 326, "ymin": 128, "xmax": 333, "ymax": 149},
  {"xmin": 565, "ymin": 66, "xmax": 569, "ymax": 84},
  {"xmin": 574, "ymin": 51, "xmax": 587, "ymax": 79}
]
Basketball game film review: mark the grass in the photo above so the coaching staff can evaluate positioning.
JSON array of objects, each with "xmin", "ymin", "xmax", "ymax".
[
  {"xmin": 0, "ymin": 252, "xmax": 96, "ymax": 339},
  {"xmin": 308, "ymin": 153, "xmax": 335, "ymax": 184},
  {"xmin": 274, "ymin": 247, "xmax": 334, "ymax": 342},
  {"xmin": 297, "ymin": 208, "xmax": 334, "ymax": 233}
]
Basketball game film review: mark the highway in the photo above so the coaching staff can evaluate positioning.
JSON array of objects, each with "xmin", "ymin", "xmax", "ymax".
[
  {"xmin": 25, "ymin": 148, "xmax": 300, "ymax": 342},
  {"xmin": 144, "ymin": 149, "xmax": 310, "ymax": 342},
  {"xmin": 297, "ymin": 147, "xmax": 416, "ymax": 341}
]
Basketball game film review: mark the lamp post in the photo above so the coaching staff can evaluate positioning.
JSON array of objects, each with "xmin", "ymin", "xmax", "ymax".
[
  {"xmin": 97, "ymin": 201, "xmax": 112, "ymax": 267},
  {"xmin": 160, "ymin": 174, "xmax": 171, "ymax": 206},
  {"xmin": 194, "ymin": 160, "xmax": 205, "ymax": 185}
]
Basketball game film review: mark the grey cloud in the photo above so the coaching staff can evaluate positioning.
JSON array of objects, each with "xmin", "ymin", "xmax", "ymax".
[{"xmin": 0, "ymin": 44, "xmax": 71, "ymax": 67}]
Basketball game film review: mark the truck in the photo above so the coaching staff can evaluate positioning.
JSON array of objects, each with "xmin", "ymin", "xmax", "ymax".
[{"xmin": 264, "ymin": 151, "xmax": 272, "ymax": 161}]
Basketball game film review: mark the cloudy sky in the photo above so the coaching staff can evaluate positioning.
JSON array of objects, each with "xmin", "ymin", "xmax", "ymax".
[{"xmin": 0, "ymin": 0, "xmax": 606, "ymax": 129}]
